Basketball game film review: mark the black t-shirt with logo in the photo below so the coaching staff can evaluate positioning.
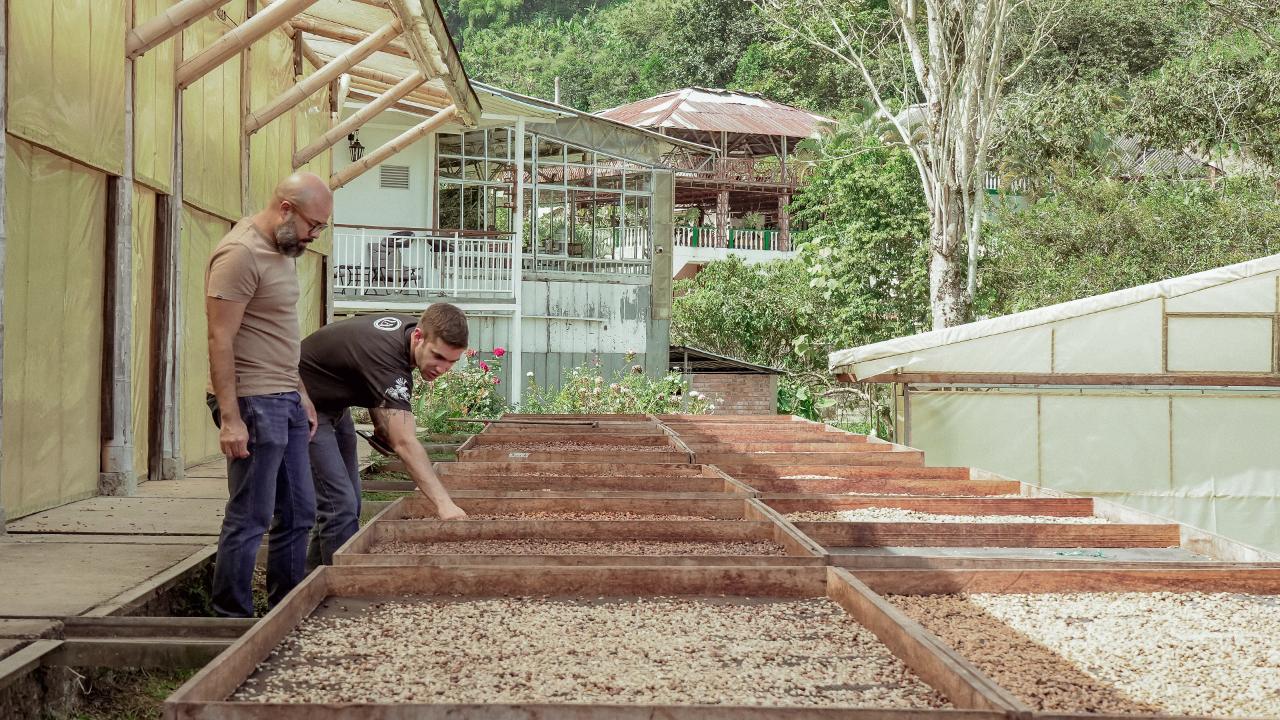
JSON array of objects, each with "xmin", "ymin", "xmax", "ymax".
[{"xmin": 300, "ymin": 314, "xmax": 418, "ymax": 413}]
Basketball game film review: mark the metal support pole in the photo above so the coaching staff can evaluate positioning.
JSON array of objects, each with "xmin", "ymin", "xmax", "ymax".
[{"xmin": 510, "ymin": 118, "xmax": 525, "ymax": 405}]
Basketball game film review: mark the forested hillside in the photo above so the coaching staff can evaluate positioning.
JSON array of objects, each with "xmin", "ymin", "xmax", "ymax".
[{"xmin": 442, "ymin": 0, "xmax": 1280, "ymax": 422}]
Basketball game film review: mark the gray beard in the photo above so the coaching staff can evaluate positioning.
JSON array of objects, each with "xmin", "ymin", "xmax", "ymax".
[{"xmin": 274, "ymin": 221, "xmax": 306, "ymax": 258}]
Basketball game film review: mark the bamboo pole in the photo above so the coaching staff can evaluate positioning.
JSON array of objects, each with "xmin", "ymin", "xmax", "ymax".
[
  {"xmin": 329, "ymin": 105, "xmax": 457, "ymax": 190},
  {"xmin": 176, "ymin": 0, "xmax": 319, "ymax": 90},
  {"xmin": 245, "ymin": 19, "xmax": 401, "ymax": 134},
  {"xmin": 335, "ymin": 73, "xmax": 352, "ymax": 113},
  {"xmin": 127, "ymin": 0, "xmax": 232, "ymax": 59},
  {"xmin": 345, "ymin": 89, "xmax": 437, "ymax": 118},
  {"xmin": 294, "ymin": 71, "xmax": 425, "ymax": 168},
  {"xmin": 348, "ymin": 76, "xmax": 446, "ymax": 106},
  {"xmin": 288, "ymin": 16, "xmax": 412, "ymax": 59}
]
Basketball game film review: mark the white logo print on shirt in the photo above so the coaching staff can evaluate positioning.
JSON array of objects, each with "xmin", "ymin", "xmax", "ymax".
[
  {"xmin": 373, "ymin": 316, "xmax": 403, "ymax": 331},
  {"xmin": 385, "ymin": 377, "xmax": 411, "ymax": 402}
]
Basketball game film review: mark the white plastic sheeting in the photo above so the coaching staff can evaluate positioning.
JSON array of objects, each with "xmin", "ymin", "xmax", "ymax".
[
  {"xmin": 831, "ymin": 253, "xmax": 1280, "ymax": 378},
  {"xmin": 906, "ymin": 388, "xmax": 1280, "ymax": 553}
]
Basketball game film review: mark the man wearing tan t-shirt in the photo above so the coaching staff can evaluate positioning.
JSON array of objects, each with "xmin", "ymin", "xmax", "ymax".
[{"xmin": 205, "ymin": 172, "xmax": 331, "ymax": 617}]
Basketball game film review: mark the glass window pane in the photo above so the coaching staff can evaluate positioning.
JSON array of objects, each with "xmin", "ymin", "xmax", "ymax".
[
  {"xmin": 438, "ymin": 155, "xmax": 463, "ymax": 180},
  {"xmin": 463, "ymin": 130, "xmax": 486, "ymax": 157},
  {"xmin": 538, "ymin": 137, "xmax": 563, "ymax": 162},
  {"xmin": 463, "ymin": 158, "xmax": 486, "ymax": 181},
  {"xmin": 438, "ymin": 184, "xmax": 461, "ymax": 229},
  {"xmin": 565, "ymin": 145, "xmax": 591, "ymax": 165},
  {"xmin": 488, "ymin": 128, "xmax": 511, "ymax": 160},
  {"xmin": 625, "ymin": 171, "xmax": 652, "ymax": 193},
  {"xmin": 437, "ymin": 132, "xmax": 462, "ymax": 156},
  {"xmin": 536, "ymin": 188, "xmax": 567, "ymax": 254},
  {"xmin": 462, "ymin": 186, "xmax": 483, "ymax": 230},
  {"xmin": 567, "ymin": 164, "xmax": 593, "ymax": 187},
  {"xmin": 537, "ymin": 160, "xmax": 565, "ymax": 184},
  {"xmin": 622, "ymin": 195, "xmax": 651, "ymax": 259}
]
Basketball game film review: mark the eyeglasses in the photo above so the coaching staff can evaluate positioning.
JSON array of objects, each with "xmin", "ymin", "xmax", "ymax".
[{"xmin": 288, "ymin": 203, "xmax": 329, "ymax": 236}]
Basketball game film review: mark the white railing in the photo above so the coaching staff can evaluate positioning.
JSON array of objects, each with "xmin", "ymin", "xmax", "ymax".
[
  {"xmin": 333, "ymin": 229, "xmax": 515, "ymax": 297},
  {"xmin": 616, "ymin": 226, "xmax": 650, "ymax": 260},
  {"xmin": 523, "ymin": 256, "xmax": 651, "ymax": 275},
  {"xmin": 673, "ymin": 226, "xmax": 789, "ymax": 252}
]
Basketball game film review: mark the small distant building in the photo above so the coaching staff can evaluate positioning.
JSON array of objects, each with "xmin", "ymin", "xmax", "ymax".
[
  {"xmin": 671, "ymin": 346, "xmax": 782, "ymax": 415},
  {"xmin": 599, "ymin": 88, "xmax": 834, "ymax": 278}
]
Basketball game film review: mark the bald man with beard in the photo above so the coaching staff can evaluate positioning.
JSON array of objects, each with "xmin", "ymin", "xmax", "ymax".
[{"xmin": 204, "ymin": 172, "xmax": 332, "ymax": 617}]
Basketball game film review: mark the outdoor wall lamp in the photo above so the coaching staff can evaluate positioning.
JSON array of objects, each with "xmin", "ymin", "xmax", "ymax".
[{"xmin": 348, "ymin": 131, "xmax": 365, "ymax": 162}]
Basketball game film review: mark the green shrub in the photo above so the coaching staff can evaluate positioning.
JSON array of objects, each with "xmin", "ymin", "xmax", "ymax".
[
  {"xmin": 412, "ymin": 347, "xmax": 510, "ymax": 434},
  {"xmin": 520, "ymin": 353, "xmax": 715, "ymax": 415}
]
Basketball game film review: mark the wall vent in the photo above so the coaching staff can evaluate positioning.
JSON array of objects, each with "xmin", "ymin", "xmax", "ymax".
[{"xmin": 379, "ymin": 164, "xmax": 410, "ymax": 189}]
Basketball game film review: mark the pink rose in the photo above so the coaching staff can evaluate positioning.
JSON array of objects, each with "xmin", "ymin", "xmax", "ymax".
[
  {"xmin": 492, "ymin": 377, "xmax": 501, "ymax": 385},
  {"xmin": 493, "ymin": 347, "xmax": 506, "ymax": 358},
  {"xmin": 478, "ymin": 360, "xmax": 490, "ymax": 372},
  {"xmin": 466, "ymin": 348, "xmax": 478, "ymax": 358}
]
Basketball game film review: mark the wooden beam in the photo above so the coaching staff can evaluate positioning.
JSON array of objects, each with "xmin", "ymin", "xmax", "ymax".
[
  {"xmin": 329, "ymin": 105, "xmax": 456, "ymax": 190},
  {"xmin": 841, "ymin": 371, "xmax": 1280, "ymax": 387},
  {"xmin": 127, "ymin": 0, "xmax": 232, "ymax": 59},
  {"xmin": 245, "ymin": 19, "xmax": 401, "ymax": 134},
  {"xmin": 387, "ymin": 0, "xmax": 482, "ymax": 126},
  {"xmin": 176, "ymin": 0, "xmax": 319, "ymax": 90},
  {"xmin": 293, "ymin": 71, "xmax": 425, "ymax": 168},
  {"xmin": 287, "ymin": 16, "xmax": 413, "ymax": 59}
]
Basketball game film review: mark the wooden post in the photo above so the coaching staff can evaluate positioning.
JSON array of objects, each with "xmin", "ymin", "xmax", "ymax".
[
  {"xmin": 294, "ymin": 72, "xmax": 426, "ymax": 169},
  {"xmin": 175, "ymin": 0, "xmax": 319, "ymax": 90},
  {"xmin": 715, "ymin": 189, "xmax": 729, "ymax": 247},
  {"xmin": 778, "ymin": 193, "xmax": 790, "ymax": 250},
  {"xmin": 329, "ymin": 105, "xmax": 456, "ymax": 190},
  {"xmin": 100, "ymin": 3, "xmax": 139, "ymax": 497},
  {"xmin": 127, "ymin": 0, "xmax": 233, "ymax": 59},
  {"xmin": 245, "ymin": 20, "xmax": 401, "ymax": 135},
  {"xmin": 154, "ymin": 34, "xmax": 186, "ymax": 481},
  {"xmin": 0, "ymin": 0, "xmax": 9, "ymax": 527},
  {"xmin": 510, "ymin": 118, "xmax": 525, "ymax": 405}
]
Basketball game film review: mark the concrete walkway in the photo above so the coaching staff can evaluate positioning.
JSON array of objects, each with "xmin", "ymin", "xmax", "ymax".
[
  {"xmin": 0, "ymin": 459, "xmax": 229, "ymax": 625},
  {"xmin": 0, "ymin": 434, "xmax": 374, "ymax": 649}
]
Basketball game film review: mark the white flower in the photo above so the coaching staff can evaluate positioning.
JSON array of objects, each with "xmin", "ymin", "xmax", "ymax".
[
  {"xmin": 690, "ymin": 391, "xmax": 702, "ymax": 399},
  {"xmin": 525, "ymin": 371, "xmax": 534, "ymax": 378}
]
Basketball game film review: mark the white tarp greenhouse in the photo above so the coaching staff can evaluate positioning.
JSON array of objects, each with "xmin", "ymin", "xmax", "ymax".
[{"xmin": 830, "ymin": 254, "xmax": 1280, "ymax": 553}]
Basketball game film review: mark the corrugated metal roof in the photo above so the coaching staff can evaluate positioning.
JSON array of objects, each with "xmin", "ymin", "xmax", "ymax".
[
  {"xmin": 670, "ymin": 346, "xmax": 784, "ymax": 375},
  {"xmin": 597, "ymin": 88, "xmax": 834, "ymax": 140}
]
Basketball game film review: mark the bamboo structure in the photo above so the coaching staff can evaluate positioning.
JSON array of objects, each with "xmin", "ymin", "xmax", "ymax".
[
  {"xmin": 329, "ymin": 105, "xmax": 457, "ymax": 189},
  {"xmin": 293, "ymin": 71, "xmax": 426, "ymax": 168},
  {"xmin": 244, "ymin": 20, "xmax": 402, "ymax": 134},
  {"xmin": 127, "ymin": 0, "xmax": 233, "ymax": 59}
]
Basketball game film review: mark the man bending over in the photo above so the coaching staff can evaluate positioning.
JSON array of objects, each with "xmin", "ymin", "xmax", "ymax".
[{"xmin": 300, "ymin": 303, "xmax": 470, "ymax": 567}]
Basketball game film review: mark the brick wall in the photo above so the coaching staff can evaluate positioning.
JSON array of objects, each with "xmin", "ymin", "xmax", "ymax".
[{"xmin": 689, "ymin": 373, "xmax": 779, "ymax": 415}]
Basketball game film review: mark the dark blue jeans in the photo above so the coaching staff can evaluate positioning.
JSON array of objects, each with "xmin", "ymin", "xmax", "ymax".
[
  {"xmin": 307, "ymin": 408, "xmax": 361, "ymax": 569},
  {"xmin": 209, "ymin": 392, "xmax": 315, "ymax": 618}
]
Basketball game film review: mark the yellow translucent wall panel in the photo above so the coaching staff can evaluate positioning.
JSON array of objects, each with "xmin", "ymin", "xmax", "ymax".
[
  {"xmin": 1040, "ymin": 395, "xmax": 1170, "ymax": 493},
  {"xmin": 1165, "ymin": 273, "xmax": 1279, "ymax": 313},
  {"xmin": 132, "ymin": 186, "xmax": 159, "ymax": 483},
  {"xmin": 8, "ymin": 1, "xmax": 126, "ymax": 175},
  {"xmin": 1166, "ymin": 316, "xmax": 1274, "ymax": 372},
  {"xmin": 180, "ymin": 207, "xmax": 232, "ymax": 464},
  {"xmin": 297, "ymin": 251, "xmax": 325, "ymax": 336},
  {"xmin": 248, "ymin": 30, "xmax": 296, "ymax": 212},
  {"xmin": 2, "ymin": 138, "xmax": 108, "ymax": 517},
  {"xmin": 1052, "ymin": 299, "xmax": 1163, "ymax": 373},
  {"xmin": 294, "ymin": 63, "xmax": 334, "ymax": 256},
  {"xmin": 133, "ymin": 0, "xmax": 177, "ymax": 193},
  {"xmin": 182, "ymin": 1, "xmax": 246, "ymax": 221},
  {"xmin": 907, "ymin": 392, "xmax": 1039, "ymax": 483}
]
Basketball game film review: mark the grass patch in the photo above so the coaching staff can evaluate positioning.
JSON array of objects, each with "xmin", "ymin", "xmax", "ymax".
[{"xmin": 64, "ymin": 667, "xmax": 196, "ymax": 720}]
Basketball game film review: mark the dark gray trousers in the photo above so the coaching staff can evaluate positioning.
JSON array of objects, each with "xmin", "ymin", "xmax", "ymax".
[{"xmin": 306, "ymin": 407, "xmax": 361, "ymax": 570}]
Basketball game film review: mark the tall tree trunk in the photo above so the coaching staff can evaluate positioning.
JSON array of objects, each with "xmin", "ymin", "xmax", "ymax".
[{"xmin": 929, "ymin": 184, "xmax": 970, "ymax": 329}]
